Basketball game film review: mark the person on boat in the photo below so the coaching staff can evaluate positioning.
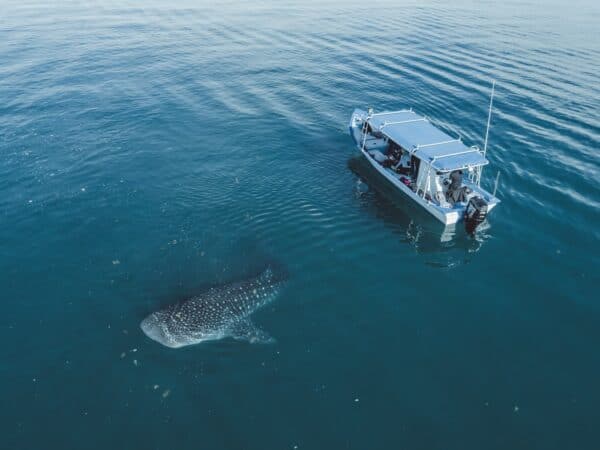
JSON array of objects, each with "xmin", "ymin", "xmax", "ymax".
[
  {"xmin": 388, "ymin": 142, "xmax": 401, "ymax": 158},
  {"xmin": 383, "ymin": 142, "xmax": 401, "ymax": 168},
  {"xmin": 449, "ymin": 169, "xmax": 463, "ymax": 192},
  {"xmin": 446, "ymin": 169, "xmax": 469, "ymax": 204},
  {"xmin": 393, "ymin": 151, "xmax": 411, "ymax": 175}
]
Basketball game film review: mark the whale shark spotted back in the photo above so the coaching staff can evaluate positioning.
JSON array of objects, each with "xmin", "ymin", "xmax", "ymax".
[{"xmin": 140, "ymin": 266, "xmax": 287, "ymax": 348}]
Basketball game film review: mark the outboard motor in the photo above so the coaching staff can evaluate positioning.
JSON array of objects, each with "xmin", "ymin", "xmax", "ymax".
[{"xmin": 464, "ymin": 196, "xmax": 488, "ymax": 233}]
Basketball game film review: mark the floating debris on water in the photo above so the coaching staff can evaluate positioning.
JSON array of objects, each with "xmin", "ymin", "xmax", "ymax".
[
  {"xmin": 153, "ymin": 385, "xmax": 159, "ymax": 390},
  {"xmin": 133, "ymin": 359, "xmax": 138, "ymax": 366},
  {"xmin": 112, "ymin": 260, "xmax": 120, "ymax": 265},
  {"xmin": 513, "ymin": 405, "xmax": 520, "ymax": 413},
  {"xmin": 120, "ymin": 352, "xmax": 126, "ymax": 359},
  {"xmin": 162, "ymin": 389, "xmax": 171, "ymax": 398},
  {"xmin": 354, "ymin": 398, "xmax": 360, "ymax": 403}
]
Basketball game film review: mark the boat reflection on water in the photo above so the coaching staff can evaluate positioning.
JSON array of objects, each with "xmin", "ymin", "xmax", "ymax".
[{"xmin": 348, "ymin": 155, "xmax": 489, "ymax": 267}]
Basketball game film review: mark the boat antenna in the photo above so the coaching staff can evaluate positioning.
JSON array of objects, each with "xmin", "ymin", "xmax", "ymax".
[
  {"xmin": 482, "ymin": 80, "xmax": 495, "ymax": 159},
  {"xmin": 477, "ymin": 80, "xmax": 495, "ymax": 186}
]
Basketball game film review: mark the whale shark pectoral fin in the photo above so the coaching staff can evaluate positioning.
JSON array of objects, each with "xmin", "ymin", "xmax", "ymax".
[{"xmin": 230, "ymin": 319, "xmax": 275, "ymax": 344}]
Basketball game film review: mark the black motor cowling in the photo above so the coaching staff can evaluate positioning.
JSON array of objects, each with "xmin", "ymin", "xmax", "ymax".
[{"xmin": 464, "ymin": 196, "xmax": 488, "ymax": 233}]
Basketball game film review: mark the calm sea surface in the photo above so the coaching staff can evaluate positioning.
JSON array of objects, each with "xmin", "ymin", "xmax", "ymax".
[{"xmin": 1, "ymin": 1, "xmax": 599, "ymax": 449}]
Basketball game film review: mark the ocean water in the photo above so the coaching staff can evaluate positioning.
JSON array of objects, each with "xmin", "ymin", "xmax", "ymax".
[{"xmin": 1, "ymin": 0, "xmax": 599, "ymax": 448}]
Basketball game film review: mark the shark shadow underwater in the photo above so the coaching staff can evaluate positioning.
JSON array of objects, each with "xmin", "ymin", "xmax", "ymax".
[{"xmin": 140, "ymin": 266, "xmax": 287, "ymax": 348}]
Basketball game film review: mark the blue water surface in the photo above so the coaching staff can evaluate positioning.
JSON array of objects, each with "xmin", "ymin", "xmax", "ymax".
[{"xmin": 1, "ymin": 1, "xmax": 599, "ymax": 449}]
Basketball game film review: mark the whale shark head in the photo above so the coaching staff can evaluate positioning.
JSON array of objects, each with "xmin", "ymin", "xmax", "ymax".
[
  {"xmin": 140, "ymin": 305, "xmax": 227, "ymax": 348},
  {"xmin": 140, "ymin": 313, "xmax": 181, "ymax": 348},
  {"xmin": 140, "ymin": 311, "xmax": 218, "ymax": 348}
]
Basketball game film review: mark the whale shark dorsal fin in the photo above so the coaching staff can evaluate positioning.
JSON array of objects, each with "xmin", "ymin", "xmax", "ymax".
[{"xmin": 230, "ymin": 319, "xmax": 275, "ymax": 344}]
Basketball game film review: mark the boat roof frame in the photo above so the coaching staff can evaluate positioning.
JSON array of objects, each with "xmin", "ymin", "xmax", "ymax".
[{"xmin": 366, "ymin": 110, "xmax": 489, "ymax": 172}]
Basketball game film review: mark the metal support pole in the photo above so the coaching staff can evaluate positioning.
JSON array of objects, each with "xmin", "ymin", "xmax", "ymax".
[{"xmin": 418, "ymin": 163, "xmax": 432, "ymax": 198}]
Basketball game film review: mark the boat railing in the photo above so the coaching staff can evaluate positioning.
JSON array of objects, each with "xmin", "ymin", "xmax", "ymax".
[
  {"xmin": 378, "ymin": 118, "xmax": 426, "ymax": 129},
  {"xmin": 369, "ymin": 108, "xmax": 413, "ymax": 117},
  {"xmin": 429, "ymin": 146, "xmax": 483, "ymax": 161},
  {"xmin": 415, "ymin": 139, "xmax": 461, "ymax": 149}
]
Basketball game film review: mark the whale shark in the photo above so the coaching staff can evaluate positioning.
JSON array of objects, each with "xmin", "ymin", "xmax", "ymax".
[{"xmin": 140, "ymin": 266, "xmax": 286, "ymax": 348}]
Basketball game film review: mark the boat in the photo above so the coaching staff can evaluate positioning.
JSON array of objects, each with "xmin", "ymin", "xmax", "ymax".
[{"xmin": 348, "ymin": 84, "xmax": 500, "ymax": 232}]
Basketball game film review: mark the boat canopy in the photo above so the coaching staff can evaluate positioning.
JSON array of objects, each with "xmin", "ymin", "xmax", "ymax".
[{"xmin": 368, "ymin": 110, "xmax": 488, "ymax": 171}]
